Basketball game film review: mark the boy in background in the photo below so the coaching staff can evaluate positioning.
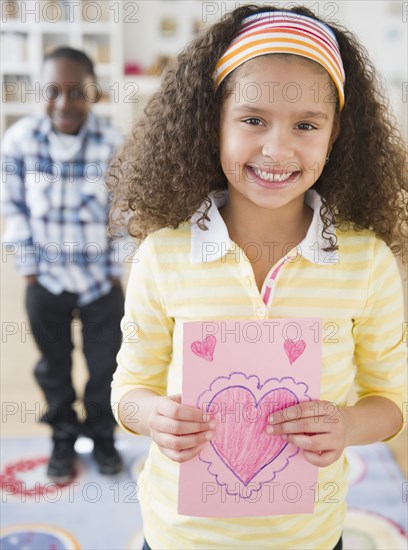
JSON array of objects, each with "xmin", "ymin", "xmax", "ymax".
[{"xmin": 1, "ymin": 47, "xmax": 124, "ymax": 480}]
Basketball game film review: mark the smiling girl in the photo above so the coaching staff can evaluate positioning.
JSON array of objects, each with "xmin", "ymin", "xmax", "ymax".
[{"xmin": 108, "ymin": 5, "xmax": 407, "ymax": 549}]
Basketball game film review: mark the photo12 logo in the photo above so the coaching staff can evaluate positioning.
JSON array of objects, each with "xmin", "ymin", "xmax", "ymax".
[{"xmin": 1, "ymin": 1, "xmax": 140, "ymax": 24}]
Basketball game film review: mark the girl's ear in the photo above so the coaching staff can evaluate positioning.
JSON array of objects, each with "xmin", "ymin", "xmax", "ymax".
[{"xmin": 329, "ymin": 113, "xmax": 341, "ymax": 149}]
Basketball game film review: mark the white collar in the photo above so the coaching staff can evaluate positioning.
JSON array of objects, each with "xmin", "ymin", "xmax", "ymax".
[{"xmin": 190, "ymin": 189, "xmax": 338, "ymax": 265}]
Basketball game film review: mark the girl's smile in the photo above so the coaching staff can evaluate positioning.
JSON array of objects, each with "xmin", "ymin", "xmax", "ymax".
[
  {"xmin": 219, "ymin": 54, "xmax": 340, "ymax": 214},
  {"xmin": 247, "ymin": 165, "xmax": 301, "ymax": 188}
]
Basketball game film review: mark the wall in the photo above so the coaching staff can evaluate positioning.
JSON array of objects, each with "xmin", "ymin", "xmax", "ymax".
[{"xmin": 122, "ymin": 1, "xmax": 407, "ymax": 136}]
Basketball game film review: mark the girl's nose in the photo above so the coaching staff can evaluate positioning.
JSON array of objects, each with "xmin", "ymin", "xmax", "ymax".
[{"xmin": 261, "ymin": 129, "xmax": 294, "ymax": 163}]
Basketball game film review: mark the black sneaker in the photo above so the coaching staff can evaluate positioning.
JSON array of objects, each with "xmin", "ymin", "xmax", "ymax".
[
  {"xmin": 47, "ymin": 438, "xmax": 76, "ymax": 481},
  {"xmin": 92, "ymin": 438, "xmax": 123, "ymax": 475}
]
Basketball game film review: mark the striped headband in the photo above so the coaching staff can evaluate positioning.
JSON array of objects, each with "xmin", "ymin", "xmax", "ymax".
[{"xmin": 213, "ymin": 11, "xmax": 345, "ymax": 110}]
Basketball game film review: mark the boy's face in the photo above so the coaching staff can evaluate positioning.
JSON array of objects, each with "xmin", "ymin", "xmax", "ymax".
[{"xmin": 42, "ymin": 58, "xmax": 94, "ymax": 135}]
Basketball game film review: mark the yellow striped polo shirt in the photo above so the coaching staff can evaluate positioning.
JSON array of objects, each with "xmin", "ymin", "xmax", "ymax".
[{"xmin": 111, "ymin": 189, "xmax": 406, "ymax": 550}]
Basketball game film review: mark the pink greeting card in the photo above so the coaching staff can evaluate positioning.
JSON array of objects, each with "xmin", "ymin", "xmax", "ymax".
[{"xmin": 179, "ymin": 319, "xmax": 322, "ymax": 517}]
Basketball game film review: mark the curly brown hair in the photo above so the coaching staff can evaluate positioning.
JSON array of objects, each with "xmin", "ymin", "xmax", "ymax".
[{"xmin": 107, "ymin": 4, "xmax": 408, "ymax": 255}]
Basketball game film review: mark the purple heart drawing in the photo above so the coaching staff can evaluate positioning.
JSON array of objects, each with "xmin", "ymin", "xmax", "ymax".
[
  {"xmin": 191, "ymin": 335, "xmax": 216, "ymax": 362},
  {"xmin": 207, "ymin": 386, "xmax": 299, "ymax": 485},
  {"xmin": 284, "ymin": 339, "xmax": 306, "ymax": 365}
]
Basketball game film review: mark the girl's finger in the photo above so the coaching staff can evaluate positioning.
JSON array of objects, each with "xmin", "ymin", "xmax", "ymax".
[
  {"xmin": 280, "ymin": 432, "xmax": 340, "ymax": 453},
  {"xmin": 161, "ymin": 441, "xmax": 208, "ymax": 464},
  {"xmin": 303, "ymin": 449, "xmax": 341, "ymax": 468},
  {"xmin": 152, "ymin": 414, "xmax": 214, "ymax": 435},
  {"xmin": 154, "ymin": 430, "xmax": 213, "ymax": 452},
  {"xmin": 157, "ymin": 395, "xmax": 208, "ymax": 424},
  {"xmin": 268, "ymin": 401, "xmax": 339, "ymax": 426},
  {"xmin": 266, "ymin": 416, "xmax": 332, "ymax": 436}
]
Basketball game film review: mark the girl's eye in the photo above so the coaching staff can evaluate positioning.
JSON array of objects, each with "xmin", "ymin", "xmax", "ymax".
[
  {"xmin": 242, "ymin": 117, "xmax": 263, "ymax": 126},
  {"xmin": 297, "ymin": 123, "xmax": 316, "ymax": 131}
]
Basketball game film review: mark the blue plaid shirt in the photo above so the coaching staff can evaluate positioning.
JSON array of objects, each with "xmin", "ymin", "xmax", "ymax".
[{"xmin": 1, "ymin": 113, "xmax": 124, "ymax": 305}]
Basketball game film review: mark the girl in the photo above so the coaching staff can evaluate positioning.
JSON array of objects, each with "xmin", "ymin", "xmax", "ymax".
[{"xmin": 108, "ymin": 5, "xmax": 407, "ymax": 550}]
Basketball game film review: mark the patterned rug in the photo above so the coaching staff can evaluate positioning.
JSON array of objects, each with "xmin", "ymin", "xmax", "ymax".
[
  {"xmin": 0, "ymin": 437, "xmax": 406, "ymax": 549},
  {"xmin": 343, "ymin": 444, "xmax": 407, "ymax": 549}
]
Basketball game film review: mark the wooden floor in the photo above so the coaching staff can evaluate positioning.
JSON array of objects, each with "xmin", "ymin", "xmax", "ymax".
[{"xmin": 1, "ymin": 241, "xmax": 407, "ymax": 477}]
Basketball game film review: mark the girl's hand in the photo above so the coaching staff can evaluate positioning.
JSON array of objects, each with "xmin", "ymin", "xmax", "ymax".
[
  {"xmin": 266, "ymin": 400, "xmax": 349, "ymax": 467},
  {"xmin": 148, "ymin": 394, "xmax": 215, "ymax": 463}
]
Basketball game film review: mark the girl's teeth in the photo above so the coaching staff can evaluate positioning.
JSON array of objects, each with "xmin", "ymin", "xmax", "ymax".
[{"xmin": 253, "ymin": 168, "xmax": 293, "ymax": 182}]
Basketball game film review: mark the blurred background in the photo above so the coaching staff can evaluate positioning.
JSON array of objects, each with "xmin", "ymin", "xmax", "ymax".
[
  {"xmin": 1, "ymin": 0, "xmax": 407, "ymax": 136},
  {"xmin": 1, "ymin": 1, "xmax": 407, "ymax": 549}
]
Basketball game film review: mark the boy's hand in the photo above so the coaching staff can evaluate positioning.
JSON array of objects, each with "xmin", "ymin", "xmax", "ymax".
[
  {"xmin": 148, "ymin": 394, "xmax": 214, "ymax": 463},
  {"xmin": 25, "ymin": 275, "xmax": 37, "ymax": 285},
  {"xmin": 266, "ymin": 400, "xmax": 348, "ymax": 467}
]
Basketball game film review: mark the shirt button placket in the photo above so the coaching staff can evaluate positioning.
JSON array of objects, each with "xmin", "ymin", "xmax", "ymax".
[{"xmin": 256, "ymin": 305, "xmax": 267, "ymax": 318}]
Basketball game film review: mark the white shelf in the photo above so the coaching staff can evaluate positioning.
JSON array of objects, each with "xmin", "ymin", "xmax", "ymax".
[
  {"xmin": 0, "ymin": 20, "xmax": 29, "ymax": 32},
  {"xmin": 33, "ymin": 23, "xmax": 73, "ymax": 34},
  {"xmin": 1, "ymin": 64, "xmax": 32, "ymax": 75},
  {"xmin": 79, "ymin": 23, "xmax": 115, "ymax": 33},
  {"xmin": 1, "ymin": 0, "xmax": 208, "ymax": 135},
  {"xmin": 94, "ymin": 63, "xmax": 114, "ymax": 77},
  {"xmin": 1, "ymin": 102, "xmax": 39, "ymax": 115},
  {"xmin": 1, "ymin": 0, "xmax": 124, "ymax": 134}
]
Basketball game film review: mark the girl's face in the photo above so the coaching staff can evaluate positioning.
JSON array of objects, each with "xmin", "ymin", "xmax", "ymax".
[{"xmin": 219, "ymin": 55, "xmax": 340, "ymax": 212}]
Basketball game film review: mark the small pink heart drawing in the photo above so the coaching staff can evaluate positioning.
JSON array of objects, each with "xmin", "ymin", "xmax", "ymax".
[
  {"xmin": 191, "ymin": 335, "xmax": 216, "ymax": 362},
  {"xmin": 284, "ymin": 339, "xmax": 306, "ymax": 365}
]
